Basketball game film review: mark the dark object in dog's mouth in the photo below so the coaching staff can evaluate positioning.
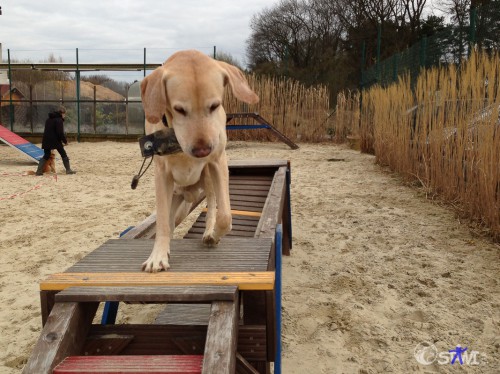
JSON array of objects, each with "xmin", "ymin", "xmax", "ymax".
[
  {"xmin": 139, "ymin": 128, "xmax": 182, "ymax": 158},
  {"xmin": 132, "ymin": 129, "xmax": 182, "ymax": 190}
]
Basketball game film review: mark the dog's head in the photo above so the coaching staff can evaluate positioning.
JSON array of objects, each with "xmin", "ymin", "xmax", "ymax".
[{"xmin": 141, "ymin": 50, "xmax": 258, "ymax": 158}]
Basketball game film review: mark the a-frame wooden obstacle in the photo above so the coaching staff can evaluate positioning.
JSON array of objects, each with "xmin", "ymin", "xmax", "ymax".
[
  {"xmin": 24, "ymin": 159, "xmax": 292, "ymax": 374},
  {"xmin": 226, "ymin": 113, "xmax": 299, "ymax": 150}
]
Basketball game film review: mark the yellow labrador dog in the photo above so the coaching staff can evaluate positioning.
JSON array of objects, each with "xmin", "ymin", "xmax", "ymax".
[{"xmin": 140, "ymin": 50, "xmax": 259, "ymax": 272}]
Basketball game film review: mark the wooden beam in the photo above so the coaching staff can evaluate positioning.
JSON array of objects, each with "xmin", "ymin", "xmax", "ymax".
[
  {"xmin": 202, "ymin": 299, "xmax": 239, "ymax": 374},
  {"xmin": 41, "ymin": 272, "xmax": 275, "ymax": 291},
  {"xmin": 201, "ymin": 208, "xmax": 262, "ymax": 217},
  {"xmin": 53, "ymin": 355, "xmax": 203, "ymax": 373},
  {"xmin": 236, "ymin": 353, "xmax": 260, "ymax": 374},
  {"xmin": 23, "ymin": 302, "xmax": 98, "ymax": 374},
  {"xmin": 119, "ymin": 212, "xmax": 157, "ymax": 239},
  {"xmin": 255, "ymin": 167, "xmax": 287, "ymax": 240},
  {"xmin": 55, "ymin": 285, "xmax": 238, "ymax": 303},
  {"xmin": 227, "ymin": 159, "xmax": 289, "ymax": 169},
  {"xmin": 85, "ymin": 324, "xmax": 268, "ymax": 361}
]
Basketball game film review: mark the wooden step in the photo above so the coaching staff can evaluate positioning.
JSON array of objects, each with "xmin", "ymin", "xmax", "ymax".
[
  {"xmin": 55, "ymin": 285, "xmax": 238, "ymax": 303},
  {"xmin": 40, "ymin": 271, "xmax": 275, "ymax": 291},
  {"xmin": 53, "ymin": 355, "xmax": 203, "ymax": 373}
]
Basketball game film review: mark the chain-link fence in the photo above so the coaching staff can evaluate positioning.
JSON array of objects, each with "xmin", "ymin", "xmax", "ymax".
[
  {"xmin": 0, "ymin": 80, "xmax": 145, "ymax": 137},
  {"xmin": 0, "ymin": 47, "xmax": 216, "ymax": 138},
  {"xmin": 361, "ymin": 2, "xmax": 500, "ymax": 90}
]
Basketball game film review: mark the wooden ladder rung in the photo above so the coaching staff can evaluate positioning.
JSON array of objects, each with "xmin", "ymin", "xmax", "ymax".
[
  {"xmin": 201, "ymin": 208, "xmax": 262, "ymax": 217},
  {"xmin": 40, "ymin": 272, "xmax": 275, "ymax": 291},
  {"xmin": 53, "ymin": 355, "xmax": 203, "ymax": 374},
  {"xmin": 55, "ymin": 285, "xmax": 238, "ymax": 303}
]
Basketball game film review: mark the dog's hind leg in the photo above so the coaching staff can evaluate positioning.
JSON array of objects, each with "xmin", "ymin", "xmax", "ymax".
[
  {"xmin": 174, "ymin": 199, "xmax": 192, "ymax": 227},
  {"xmin": 173, "ymin": 182, "xmax": 203, "ymax": 226}
]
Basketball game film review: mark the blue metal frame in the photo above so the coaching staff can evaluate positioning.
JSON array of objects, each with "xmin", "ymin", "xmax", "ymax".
[
  {"xmin": 226, "ymin": 124, "xmax": 271, "ymax": 130},
  {"xmin": 286, "ymin": 168, "xmax": 293, "ymax": 250},
  {"xmin": 101, "ymin": 301, "xmax": 119, "ymax": 325},
  {"xmin": 100, "ymin": 226, "xmax": 135, "ymax": 325},
  {"xmin": 274, "ymin": 224, "xmax": 283, "ymax": 374}
]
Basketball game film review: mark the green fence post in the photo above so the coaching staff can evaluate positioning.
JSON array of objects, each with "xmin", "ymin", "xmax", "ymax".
[
  {"xmin": 469, "ymin": 5, "xmax": 477, "ymax": 54},
  {"xmin": 419, "ymin": 36, "xmax": 427, "ymax": 68},
  {"xmin": 360, "ymin": 41, "xmax": 366, "ymax": 89},
  {"xmin": 7, "ymin": 49, "xmax": 14, "ymax": 131},
  {"xmin": 359, "ymin": 41, "xmax": 366, "ymax": 139},
  {"xmin": 213, "ymin": 45, "xmax": 216, "ymax": 59},
  {"xmin": 392, "ymin": 54, "xmax": 398, "ymax": 82},
  {"xmin": 284, "ymin": 45, "xmax": 289, "ymax": 76},
  {"xmin": 376, "ymin": 23, "xmax": 381, "ymax": 83},
  {"xmin": 76, "ymin": 48, "xmax": 81, "ymax": 142}
]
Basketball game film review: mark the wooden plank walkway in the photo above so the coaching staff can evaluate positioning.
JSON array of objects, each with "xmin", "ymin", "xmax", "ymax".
[{"xmin": 65, "ymin": 238, "xmax": 273, "ymax": 272}]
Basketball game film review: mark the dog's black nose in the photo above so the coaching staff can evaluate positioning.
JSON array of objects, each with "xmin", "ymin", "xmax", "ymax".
[{"xmin": 191, "ymin": 145, "xmax": 212, "ymax": 158}]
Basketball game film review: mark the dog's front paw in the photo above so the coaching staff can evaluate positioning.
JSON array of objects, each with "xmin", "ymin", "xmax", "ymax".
[
  {"xmin": 202, "ymin": 232, "xmax": 220, "ymax": 247},
  {"xmin": 142, "ymin": 252, "xmax": 170, "ymax": 272}
]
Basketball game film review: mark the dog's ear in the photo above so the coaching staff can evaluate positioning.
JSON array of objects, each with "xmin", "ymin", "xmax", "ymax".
[
  {"xmin": 217, "ymin": 61, "xmax": 259, "ymax": 105},
  {"xmin": 141, "ymin": 67, "xmax": 168, "ymax": 124}
]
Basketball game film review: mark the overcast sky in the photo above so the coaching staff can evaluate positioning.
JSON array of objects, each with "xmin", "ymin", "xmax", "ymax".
[{"xmin": 0, "ymin": 0, "xmax": 279, "ymax": 75}]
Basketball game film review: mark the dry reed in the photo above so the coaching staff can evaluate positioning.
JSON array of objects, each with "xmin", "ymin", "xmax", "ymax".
[
  {"xmin": 334, "ymin": 90, "xmax": 360, "ymax": 144},
  {"xmin": 223, "ymin": 74, "xmax": 331, "ymax": 142},
  {"xmin": 350, "ymin": 50, "xmax": 500, "ymax": 240}
]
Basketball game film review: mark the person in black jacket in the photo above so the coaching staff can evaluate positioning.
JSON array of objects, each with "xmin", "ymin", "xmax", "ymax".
[{"xmin": 36, "ymin": 106, "xmax": 76, "ymax": 175}]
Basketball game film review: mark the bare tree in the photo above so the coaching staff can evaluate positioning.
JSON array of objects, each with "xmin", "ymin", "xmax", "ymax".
[
  {"xmin": 436, "ymin": 0, "xmax": 471, "ymax": 27},
  {"xmin": 247, "ymin": 0, "xmax": 343, "ymax": 76},
  {"xmin": 402, "ymin": 0, "xmax": 428, "ymax": 37}
]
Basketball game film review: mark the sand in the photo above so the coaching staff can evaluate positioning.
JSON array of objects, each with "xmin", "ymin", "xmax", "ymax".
[{"xmin": 0, "ymin": 140, "xmax": 498, "ymax": 373}]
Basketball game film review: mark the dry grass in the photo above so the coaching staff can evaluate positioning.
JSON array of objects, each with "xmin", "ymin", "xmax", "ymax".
[
  {"xmin": 333, "ymin": 90, "xmax": 360, "ymax": 144},
  {"xmin": 343, "ymin": 50, "xmax": 500, "ymax": 240},
  {"xmin": 223, "ymin": 74, "xmax": 331, "ymax": 142}
]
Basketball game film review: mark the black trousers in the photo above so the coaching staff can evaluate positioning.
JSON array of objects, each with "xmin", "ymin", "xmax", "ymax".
[{"xmin": 43, "ymin": 145, "xmax": 67, "ymax": 160}]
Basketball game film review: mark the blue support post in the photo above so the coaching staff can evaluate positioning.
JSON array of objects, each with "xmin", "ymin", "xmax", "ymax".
[
  {"xmin": 101, "ymin": 301, "xmax": 119, "ymax": 325},
  {"xmin": 286, "ymin": 168, "xmax": 292, "ymax": 251},
  {"xmin": 100, "ymin": 225, "xmax": 135, "ymax": 325},
  {"xmin": 226, "ymin": 124, "xmax": 271, "ymax": 131},
  {"xmin": 274, "ymin": 224, "xmax": 283, "ymax": 374}
]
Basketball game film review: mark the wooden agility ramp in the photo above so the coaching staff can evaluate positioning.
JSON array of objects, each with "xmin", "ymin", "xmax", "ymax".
[
  {"xmin": 226, "ymin": 113, "xmax": 299, "ymax": 150},
  {"xmin": 0, "ymin": 123, "xmax": 43, "ymax": 163},
  {"xmin": 24, "ymin": 160, "xmax": 292, "ymax": 374}
]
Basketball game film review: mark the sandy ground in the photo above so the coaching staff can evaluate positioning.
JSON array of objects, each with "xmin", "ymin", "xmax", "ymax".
[{"xmin": 0, "ymin": 140, "xmax": 498, "ymax": 373}]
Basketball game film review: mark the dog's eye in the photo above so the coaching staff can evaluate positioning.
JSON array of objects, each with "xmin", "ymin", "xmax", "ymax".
[
  {"xmin": 210, "ymin": 103, "xmax": 220, "ymax": 112},
  {"xmin": 174, "ymin": 106, "xmax": 187, "ymax": 116}
]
